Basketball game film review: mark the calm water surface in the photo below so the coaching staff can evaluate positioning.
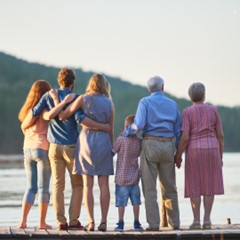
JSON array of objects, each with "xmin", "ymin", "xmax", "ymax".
[{"xmin": 0, "ymin": 153, "xmax": 239, "ymax": 228}]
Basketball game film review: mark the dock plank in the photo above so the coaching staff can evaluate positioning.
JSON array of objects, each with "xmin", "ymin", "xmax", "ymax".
[
  {"xmin": 0, "ymin": 226, "xmax": 11, "ymax": 236},
  {"xmin": 67, "ymin": 229, "xmax": 89, "ymax": 235},
  {"xmin": 47, "ymin": 228, "xmax": 70, "ymax": 236},
  {"xmin": 0, "ymin": 225, "xmax": 239, "ymax": 240},
  {"xmin": 10, "ymin": 226, "xmax": 30, "ymax": 237}
]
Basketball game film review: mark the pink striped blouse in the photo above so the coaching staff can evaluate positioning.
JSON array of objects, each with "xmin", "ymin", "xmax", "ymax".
[{"xmin": 181, "ymin": 103, "xmax": 222, "ymax": 149}]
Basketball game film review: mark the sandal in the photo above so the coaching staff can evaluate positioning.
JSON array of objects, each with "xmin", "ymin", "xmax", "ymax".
[
  {"xmin": 189, "ymin": 221, "xmax": 201, "ymax": 230},
  {"xmin": 202, "ymin": 220, "xmax": 212, "ymax": 229},
  {"xmin": 39, "ymin": 224, "xmax": 52, "ymax": 229},
  {"xmin": 85, "ymin": 222, "xmax": 95, "ymax": 231},
  {"xmin": 98, "ymin": 222, "xmax": 107, "ymax": 232}
]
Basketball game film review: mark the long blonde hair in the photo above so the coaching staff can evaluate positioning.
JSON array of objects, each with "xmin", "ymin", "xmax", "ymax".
[
  {"xmin": 86, "ymin": 74, "xmax": 111, "ymax": 98},
  {"xmin": 18, "ymin": 80, "xmax": 51, "ymax": 122}
]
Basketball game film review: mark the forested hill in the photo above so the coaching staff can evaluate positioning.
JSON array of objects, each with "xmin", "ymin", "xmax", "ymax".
[{"xmin": 0, "ymin": 52, "xmax": 239, "ymax": 153}]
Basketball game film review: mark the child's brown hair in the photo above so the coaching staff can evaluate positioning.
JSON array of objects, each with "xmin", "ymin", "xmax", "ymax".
[{"xmin": 125, "ymin": 114, "xmax": 135, "ymax": 128}]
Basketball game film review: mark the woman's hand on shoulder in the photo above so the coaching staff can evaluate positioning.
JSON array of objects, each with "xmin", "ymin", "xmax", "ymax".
[
  {"xmin": 49, "ymin": 89, "xmax": 59, "ymax": 105},
  {"xmin": 49, "ymin": 89, "xmax": 58, "ymax": 100}
]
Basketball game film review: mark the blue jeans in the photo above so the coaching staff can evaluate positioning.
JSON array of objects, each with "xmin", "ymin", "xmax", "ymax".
[{"xmin": 23, "ymin": 148, "xmax": 51, "ymax": 204}]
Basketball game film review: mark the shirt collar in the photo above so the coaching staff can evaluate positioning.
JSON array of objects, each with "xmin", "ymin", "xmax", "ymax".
[
  {"xmin": 59, "ymin": 87, "xmax": 72, "ymax": 93},
  {"xmin": 150, "ymin": 91, "xmax": 164, "ymax": 96}
]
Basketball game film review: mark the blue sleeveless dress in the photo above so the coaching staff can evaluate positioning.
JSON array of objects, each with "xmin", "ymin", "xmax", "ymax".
[{"xmin": 73, "ymin": 94, "xmax": 114, "ymax": 176}]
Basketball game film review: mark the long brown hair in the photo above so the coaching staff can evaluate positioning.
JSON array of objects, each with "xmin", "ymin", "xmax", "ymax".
[{"xmin": 18, "ymin": 80, "xmax": 51, "ymax": 122}]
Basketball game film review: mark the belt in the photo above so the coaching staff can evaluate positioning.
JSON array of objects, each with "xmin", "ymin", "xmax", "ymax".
[{"xmin": 144, "ymin": 136, "xmax": 173, "ymax": 142}]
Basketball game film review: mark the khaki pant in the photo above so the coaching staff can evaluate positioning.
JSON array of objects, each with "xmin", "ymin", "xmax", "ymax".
[
  {"xmin": 49, "ymin": 143, "xmax": 83, "ymax": 226},
  {"xmin": 140, "ymin": 139, "xmax": 180, "ymax": 229}
]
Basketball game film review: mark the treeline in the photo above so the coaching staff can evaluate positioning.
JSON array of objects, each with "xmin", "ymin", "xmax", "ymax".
[{"xmin": 0, "ymin": 52, "xmax": 239, "ymax": 153}]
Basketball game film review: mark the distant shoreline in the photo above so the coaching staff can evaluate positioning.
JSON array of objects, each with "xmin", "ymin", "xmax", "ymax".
[{"xmin": 0, "ymin": 154, "xmax": 23, "ymax": 167}]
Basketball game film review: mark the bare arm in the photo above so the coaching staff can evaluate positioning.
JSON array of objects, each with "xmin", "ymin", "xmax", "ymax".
[
  {"xmin": 109, "ymin": 104, "xmax": 115, "ymax": 145},
  {"xmin": 80, "ymin": 102, "xmax": 114, "ymax": 133},
  {"xmin": 43, "ymin": 94, "xmax": 76, "ymax": 120},
  {"xmin": 21, "ymin": 111, "xmax": 38, "ymax": 134},
  {"xmin": 58, "ymin": 95, "xmax": 83, "ymax": 121},
  {"xmin": 216, "ymin": 126, "xmax": 224, "ymax": 161},
  {"xmin": 58, "ymin": 94, "xmax": 111, "ymax": 132},
  {"xmin": 174, "ymin": 131, "xmax": 189, "ymax": 168},
  {"xmin": 81, "ymin": 118, "xmax": 111, "ymax": 132},
  {"xmin": 49, "ymin": 89, "xmax": 60, "ymax": 106}
]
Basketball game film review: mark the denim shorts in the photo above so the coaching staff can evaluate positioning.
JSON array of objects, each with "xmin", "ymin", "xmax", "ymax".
[{"xmin": 115, "ymin": 184, "xmax": 141, "ymax": 207}]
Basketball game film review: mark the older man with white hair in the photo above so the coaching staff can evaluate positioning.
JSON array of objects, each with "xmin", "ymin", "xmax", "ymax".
[{"xmin": 124, "ymin": 75, "xmax": 181, "ymax": 231}]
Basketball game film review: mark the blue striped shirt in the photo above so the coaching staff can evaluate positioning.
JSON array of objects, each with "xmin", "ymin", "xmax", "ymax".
[{"xmin": 124, "ymin": 92, "xmax": 181, "ymax": 146}]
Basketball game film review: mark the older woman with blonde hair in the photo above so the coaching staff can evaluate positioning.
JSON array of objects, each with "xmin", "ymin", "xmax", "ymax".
[
  {"xmin": 59, "ymin": 73, "xmax": 114, "ymax": 232},
  {"xmin": 175, "ymin": 82, "xmax": 224, "ymax": 230}
]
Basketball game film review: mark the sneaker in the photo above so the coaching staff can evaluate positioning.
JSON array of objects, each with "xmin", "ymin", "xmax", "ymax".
[
  {"xmin": 134, "ymin": 220, "xmax": 143, "ymax": 231},
  {"xmin": 114, "ymin": 220, "xmax": 124, "ymax": 232}
]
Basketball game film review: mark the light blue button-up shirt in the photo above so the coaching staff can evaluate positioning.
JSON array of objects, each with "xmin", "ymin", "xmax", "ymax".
[{"xmin": 124, "ymin": 91, "xmax": 181, "ymax": 146}]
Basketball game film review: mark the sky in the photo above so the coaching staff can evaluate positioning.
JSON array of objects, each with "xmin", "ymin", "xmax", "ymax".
[{"xmin": 0, "ymin": 0, "xmax": 240, "ymax": 107}]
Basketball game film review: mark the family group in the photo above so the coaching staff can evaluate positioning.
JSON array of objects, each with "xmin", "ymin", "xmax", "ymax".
[{"xmin": 17, "ymin": 68, "xmax": 224, "ymax": 232}]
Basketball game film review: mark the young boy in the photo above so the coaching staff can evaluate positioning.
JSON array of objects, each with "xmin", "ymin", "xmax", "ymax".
[{"xmin": 113, "ymin": 115, "xmax": 143, "ymax": 231}]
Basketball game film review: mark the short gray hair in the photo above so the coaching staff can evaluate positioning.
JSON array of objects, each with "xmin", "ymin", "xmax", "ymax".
[
  {"xmin": 147, "ymin": 76, "xmax": 164, "ymax": 92},
  {"xmin": 188, "ymin": 82, "xmax": 205, "ymax": 102}
]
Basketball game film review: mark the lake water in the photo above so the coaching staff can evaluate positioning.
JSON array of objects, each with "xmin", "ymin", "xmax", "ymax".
[{"xmin": 0, "ymin": 153, "xmax": 239, "ymax": 228}]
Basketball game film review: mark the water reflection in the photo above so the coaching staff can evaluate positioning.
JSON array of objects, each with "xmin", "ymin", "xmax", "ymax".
[{"xmin": 0, "ymin": 153, "xmax": 239, "ymax": 227}]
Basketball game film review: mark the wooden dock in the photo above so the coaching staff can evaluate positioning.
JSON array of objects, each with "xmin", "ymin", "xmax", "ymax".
[{"xmin": 1, "ymin": 224, "xmax": 240, "ymax": 240}]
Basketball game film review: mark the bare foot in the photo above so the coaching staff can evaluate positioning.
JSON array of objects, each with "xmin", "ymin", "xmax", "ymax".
[
  {"xmin": 18, "ymin": 222, "xmax": 27, "ymax": 229},
  {"xmin": 39, "ymin": 223, "xmax": 52, "ymax": 229}
]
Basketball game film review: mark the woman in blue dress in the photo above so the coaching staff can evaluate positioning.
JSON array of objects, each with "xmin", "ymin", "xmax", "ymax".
[{"xmin": 59, "ymin": 74, "xmax": 114, "ymax": 232}]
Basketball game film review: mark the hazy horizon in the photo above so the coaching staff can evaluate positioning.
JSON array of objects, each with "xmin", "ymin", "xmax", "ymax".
[{"xmin": 0, "ymin": 0, "xmax": 239, "ymax": 107}]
